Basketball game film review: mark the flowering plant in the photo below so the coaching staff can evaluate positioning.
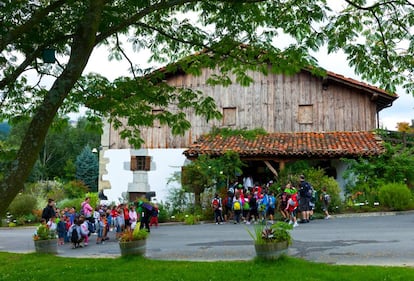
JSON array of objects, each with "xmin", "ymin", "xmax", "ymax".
[
  {"xmin": 247, "ymin": 221, "xmax": 292, "ymax": 245},
  {"xmin": 119, "ymin": 225, "xmax": 149, "ymax": 242},
  {"xmin": 33, "ymin": 224, "xmax": 56, "ymax": 240}
]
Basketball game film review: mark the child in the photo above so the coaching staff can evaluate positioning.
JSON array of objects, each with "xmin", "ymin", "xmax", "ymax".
[
  {"xmin": 267, "ymin": 191, "xmax": 276, "ymax": 224},
  {"xmin": 285, "ymin": 187, "xmax": 299, "ymax": 227},
  {"xmin": 46, "ymin": 216, "xmax": 57, "ymax": 232},
  {"xmin": 56, "ymin": 215, "xmax": 67, "ymax": 245},
  {"xmin": 68, "ymin": 218, "xmax": 82, "ymax": 249},
  {"xmin": 279, "ymin": 185, "xmax": 289, "ymax": 222},
  {"xmin": 232, "ymin": 194, "xmax": 243, "ymax": 224},
  {"xmin": 79, "ymin": 215, "xmax": 90, "ymax": 246},
  {"xmin": 110, "ymin": 205, "xmax": 118, "ymax": 232},
  {"xmin": 320, "ymin": 187, "xmax": 331, "ymax": 219},
  {"xmin": 96, "ymin": 213, "xmax": 105, "ymax": 244},
  {"xmin": 149, "ymin": 204, "xmax": 159, "ymax": 227},
  {"xmin": 129, "ymin": 205, "xmax": 138, "ymax": 230}
]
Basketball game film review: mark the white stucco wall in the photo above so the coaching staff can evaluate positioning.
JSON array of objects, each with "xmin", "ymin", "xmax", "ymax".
[
  {"xmin": 100, "ymin": 148, "xmax": 187, "ymax": 204},
  {"xmin": 331, "ymin": 159, "xmax": 350, "ymax": 199},
  {"xmin": 101, "ymin": 149, "xmax": 133, "ymax": 204}
]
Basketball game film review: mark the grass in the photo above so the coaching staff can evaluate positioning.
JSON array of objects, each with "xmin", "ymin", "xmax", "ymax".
[{"xmin": 0, "ymin": 252, "xmax": 413, "ymax": 281}]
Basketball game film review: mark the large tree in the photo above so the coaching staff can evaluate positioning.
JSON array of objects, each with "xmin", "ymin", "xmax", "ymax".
[{"xmin": 1, "ymin": 0, "xmax": 414, "ymax": 215}]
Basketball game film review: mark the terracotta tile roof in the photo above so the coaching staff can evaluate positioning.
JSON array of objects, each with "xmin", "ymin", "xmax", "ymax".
[{"xmin": 184, "ymin": 131, "xmax": 384, "ymax": 159}]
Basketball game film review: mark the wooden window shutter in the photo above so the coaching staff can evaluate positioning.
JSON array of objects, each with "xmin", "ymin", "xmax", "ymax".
[
  {"xmin": 181, "ymin": 166, "xmax": 188, "ymax": 186},
  {"xmin": 144, "ymin": 156, "xmax": 151, "ymax": 171},
  {"xmin": 130, "ymin": 156, "xmax": 137, "ymax": 171}
]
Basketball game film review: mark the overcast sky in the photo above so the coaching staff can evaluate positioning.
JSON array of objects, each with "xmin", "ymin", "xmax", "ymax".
[
  {"xmin": 83, "ymin": 44, "xmax": 413, "ymax": 130},
  {"xmin": 78, "ymin": 0, "xmax": 413, "ymax": 130}
]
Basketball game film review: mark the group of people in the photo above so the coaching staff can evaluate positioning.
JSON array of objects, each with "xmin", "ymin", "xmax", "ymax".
[
  {"xmin": 39, "ymin": 197, "xmax": 159, "ymax": 249},
  {"xmin": 211, "ymin": 175, "xmax": 331, "ymax": 227}
]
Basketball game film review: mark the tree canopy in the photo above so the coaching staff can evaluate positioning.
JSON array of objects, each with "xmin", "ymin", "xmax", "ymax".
[{"xmin": 1, "ymin": 0, "xmax": 414, "ymax": 215}]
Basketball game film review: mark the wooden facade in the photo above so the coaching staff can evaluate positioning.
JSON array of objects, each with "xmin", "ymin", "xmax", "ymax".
[{"xmin": 106, "ymin": 67, "xmax": 395, "ymax": 149}]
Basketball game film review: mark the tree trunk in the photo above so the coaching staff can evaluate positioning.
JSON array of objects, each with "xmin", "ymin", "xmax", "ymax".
[{"xmin": 0, "ymin": 1, "xmax": 106, "ymax": 215}]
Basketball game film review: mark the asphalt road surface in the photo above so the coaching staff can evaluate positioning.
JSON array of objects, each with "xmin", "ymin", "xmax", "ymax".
[{"xmin": 1, "ymin": 212, "xmax": 413, "ymax": 266}]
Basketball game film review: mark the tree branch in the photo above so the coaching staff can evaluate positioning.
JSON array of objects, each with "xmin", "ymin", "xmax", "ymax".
[
  {"xmin": 0, "ymin": 49, "xmax": 40, "ymax": 92},
  {"xmin": 95, "ymin": 0, "xmax": 197, "ymax": 45},
  {"xmin": 115, "ymin": 33, "xmax": 137, "ymax": 79},
  {"xmin": 0, "ymin": 0, "xmax": 67, "ymax": 51},
  {"xmin": 344, "ymin": 0, "xmax": 401, "ymax": 10}
]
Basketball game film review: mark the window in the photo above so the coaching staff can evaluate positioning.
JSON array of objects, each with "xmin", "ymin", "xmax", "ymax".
[
  {"xmin": 298, "ymin": 105, "xmax": 313, "ymax": 124},
  {"xmin": 222, "ymin": 107, "xmax": 236, "ymax": 126},
  {"xmin": 130, "ymin": 156, "xmax": 151, "ymax": 171}
]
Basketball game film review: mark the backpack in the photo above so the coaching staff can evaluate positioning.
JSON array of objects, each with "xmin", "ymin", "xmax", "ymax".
[
  {"xmin": 305, "ymin": 183, "xmax": 313, "ymax": 198},
  {"xmin": 87, "ymin": 221, "xmax": 95, "ymax": 233},
  {"xmin": 269, "ymin": 196, "xmax": 276, "ymax": 208},
  {"xmin": 71, "ymin": 226, "xmax": 80, "ymax": 243},
  {"xmin": 323, "ymin": 194, "xmax": 331, "ymax": 204},
  {"xmin": 212, "ymin": 198, "xmax": 220, "ymax": 209},
  {"xmin": 310, "ymin": 188, "xmax": 317, "ymax": 203},
  {"xmin": 233, "ymin": 200, "xmax": 241, "ymax": 211},
  {"xmin": 226, "ymin": 196, "xmax": 233, "ymax": 208}
]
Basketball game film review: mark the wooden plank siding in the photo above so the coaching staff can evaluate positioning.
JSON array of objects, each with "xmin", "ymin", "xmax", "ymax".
[{"xmin": 108, "ymin": 68, "xmax": 379, "ymax": 149}]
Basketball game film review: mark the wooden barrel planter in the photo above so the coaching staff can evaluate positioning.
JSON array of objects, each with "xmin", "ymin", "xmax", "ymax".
[
  {"xmin": 119, "ymin": 240, "xmax": 146, "ymax": 257},
  {"xmin": 34, "ymin": 239, "xmax": 58, "ymax": 254},
  {"xmin": 254, "ymin": 241, "xmax": 289, "ymax": 260}
]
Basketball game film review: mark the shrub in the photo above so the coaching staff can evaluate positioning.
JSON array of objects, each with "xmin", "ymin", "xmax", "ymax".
[
  {"xmin": 63, "ymin": 180, "xmax": 89, "ymax": 199},
  {"xmin": 183, "ymin": 214, "xmax": 199, "ymax": 225},
  {"xmin": 8, "ymin": 194, "xmax": 37, "ymax": 217},
  {"xmin": 279, "ymin": 167, "xmax": 343, "ymax": 214},
  {"xmin": 57, "ymin": 192, "xmax": 99, "ymax": 211},
  {"xmin": 156, "ymin": 203, "xmax": 168, "ymax": 223},
  {"xmin": 378, "ymin": 183, "xmax": 413, "ymax": 211}
]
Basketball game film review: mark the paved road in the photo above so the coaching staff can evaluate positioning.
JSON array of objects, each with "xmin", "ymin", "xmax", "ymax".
[{"xmin": 1, "ymin": 213, "xmax": 413, "ymax": 266}]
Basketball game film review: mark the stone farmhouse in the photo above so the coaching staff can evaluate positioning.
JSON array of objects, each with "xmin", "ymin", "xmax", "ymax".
[{"xmin": 97, "ymin": 65, "xmax": 397, "ymax": 203}]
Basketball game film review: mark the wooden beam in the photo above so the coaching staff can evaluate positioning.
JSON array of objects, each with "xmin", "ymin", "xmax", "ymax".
[
  {"xmin": 264, "ymin": 161, "xmax": 278, "ymax": 178},
  {"xmin": 279, "ymin": 161, "xmax": 285, "ymax": 171}
]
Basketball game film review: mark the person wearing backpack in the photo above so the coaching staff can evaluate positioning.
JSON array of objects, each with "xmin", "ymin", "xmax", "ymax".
[
  {"xmin": 68, "ymin": 218, "xmax": 83, "ymax": 249},
  {"xmin": 223, "ymin": 190, "xmax": 234, "ymax": 222},
  {"xmin": 248, "ymin": 191, "xmax": 259, "ymax": 224},
  {"xmin": 211, "ymin": 193, "xmax": 223, "ymax": 224},
  {"xmin": 267, "ymin": 191, "xmax": 276, "ymax": 224},
  {"xmin": 79, "ymin": 215, "xmax": 90, "ymax": 246},
  {"xmin": 232, "ymin": 193, "xmax": 242, "ymax": 224},
  {"xmin": 320, "ymin": 186, "xmax": 331, "ymax": 219},
  {"xmin": 298, "ymin": 175, "xmax": 312, "ymax": 223},
  {"xmin": 285, "ymin": 187, "xmax": 299, "ymax": 227}
]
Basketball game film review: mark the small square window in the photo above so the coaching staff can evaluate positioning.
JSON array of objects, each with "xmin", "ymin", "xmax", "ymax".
[
  {"xmin": 298, "ymin": 105, "xmax": 313, "ymax": 124},
  {"xmin": 130, "ymin": 156, "xmax": 151, "ymax": 171},
  {"xmin": 222, "ymin": 107, "xmax": 236, "ymax": 126}
]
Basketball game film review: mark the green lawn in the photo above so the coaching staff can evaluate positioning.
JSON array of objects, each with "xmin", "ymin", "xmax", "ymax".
[{"xmin": 0, "ymin": 252, "xmax": 413, "ymax": 281}]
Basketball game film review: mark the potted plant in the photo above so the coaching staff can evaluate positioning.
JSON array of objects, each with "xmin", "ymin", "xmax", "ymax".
[
  {"xmin": 118, "ymin": 226, "xmax": 149, "ymax": 257},
  {"xmin": 247, "ymin": 221, "xmax": 293, "ymax": 260},
  {"xmin": 33, "ymin": 224, "xmax": 58, "ymax": 254}
]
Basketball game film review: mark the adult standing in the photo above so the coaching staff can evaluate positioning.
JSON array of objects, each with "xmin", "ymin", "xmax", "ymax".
[
  {"xmin": 138, "ymin": 201, "xmax": 152, "ymax": 232},
  {"xmin": 81, "ymin": 197, "xmax": 93, "ymax": 219},
  {"xmin": 41, "ymin": 198, "xmax": 56, "ymax": 221},
  {"xmin": 298, "ymin": 175, "xmax": 312, "ymax": 223}
]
